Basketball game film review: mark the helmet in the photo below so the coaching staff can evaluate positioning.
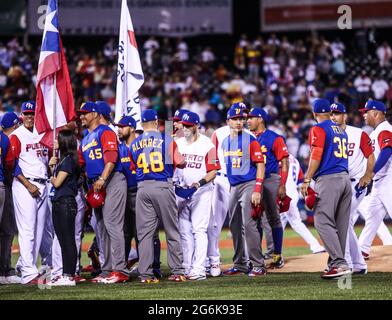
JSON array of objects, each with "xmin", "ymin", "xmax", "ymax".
[{"xmin": 86, "ymin": 187, "xmax": 106, "ymax": 209}]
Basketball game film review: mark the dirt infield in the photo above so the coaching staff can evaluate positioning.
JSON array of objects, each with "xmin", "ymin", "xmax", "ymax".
[{"xmin": 253, "ymin": 245, "xmax": 392, "ymax": 273}]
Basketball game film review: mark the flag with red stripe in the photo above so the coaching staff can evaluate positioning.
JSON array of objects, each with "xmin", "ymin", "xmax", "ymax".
[{"xmin": 35, "ymin": 0, "xmax": 76, "ymax": 149}]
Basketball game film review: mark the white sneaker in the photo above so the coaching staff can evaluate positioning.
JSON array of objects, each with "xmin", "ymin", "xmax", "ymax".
[
  {"xmin": 48, "ymin": 275, "xmax": 76, "ymax": 286},
  {"xmin": 210, "ymin": 264, "xmax": 221, "ymax": 277},
  {"xmin": 0, "ymin": 276, "xmax": 7, "ymax": 284},
  {"xmin": 5, "ymin": 275, "xmax": 22, "ymax": 284},
  {"xmin": 186, "ymin": 273, "xmax": 207, "ymax": 281}
]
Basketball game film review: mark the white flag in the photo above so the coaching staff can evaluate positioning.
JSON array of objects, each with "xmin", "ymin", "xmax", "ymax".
[{"xmin": 115, "ymin": 0, "xmax": 144, "ymax": 128}]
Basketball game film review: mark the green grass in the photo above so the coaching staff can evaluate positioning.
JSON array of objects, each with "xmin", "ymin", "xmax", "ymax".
[{"xmin": 1, "ymin": 226, "xmax": 392, "ymax": 300}]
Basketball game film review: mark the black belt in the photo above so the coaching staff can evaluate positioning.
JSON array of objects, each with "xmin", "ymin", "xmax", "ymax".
[
  {"xmin": 27, "ymin": 178, "xmax": 48, "ymax": 185},
  {"xmin": 217, "ymin": 172, "xmax": 227, "ymax": 177}
]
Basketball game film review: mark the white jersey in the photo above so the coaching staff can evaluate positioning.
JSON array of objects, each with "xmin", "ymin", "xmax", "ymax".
[
  {"xmin": 211, "ymin": 125, "xmax": 254, "ymax": 175},
  {"xmin": 370, "ymin": 120, "xmax": 392, "ymax": 180},
  {"xmin": 175, "ymin": 134, "xmax": 216, "ymax": 187},
  {"xmin": 345, "ymin": 125, "xmax": 372, "ymax": 180},
  {"xmin": 10, "ymin": 125, "xmax": 49, "ymax": 179},
  {"xmin": 286, "ymin": 154, "xmax": 303, "ymax": 200}
]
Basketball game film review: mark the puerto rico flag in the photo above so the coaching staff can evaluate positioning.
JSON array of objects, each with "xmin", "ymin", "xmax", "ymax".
[
  {"xmin": 115, "ymin": 0, "xmax": 144, "ymax": 127},
  {"xmin": 35, "ymin": 0, "xmax": 76, "ymax": 149}
]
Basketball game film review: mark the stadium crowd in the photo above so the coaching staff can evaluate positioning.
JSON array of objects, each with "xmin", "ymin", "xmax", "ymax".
[{"xmin": 1, "ymin": 30, "xmax": 392, "ymax": 170}]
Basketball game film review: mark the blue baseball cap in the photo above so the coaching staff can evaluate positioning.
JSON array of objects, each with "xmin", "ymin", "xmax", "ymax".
[
  {"xmin": 172, "ymin": 109, "xmax": 188, "ymax": 121},
  {"xmin": 96, "ymin": 101, "xmax": 112, "ymax": 120},
  {"xmin": 312, "ymin": 98, "xmax": 331, "ymax": 113},
  {"xmin": 248, "ymin": 107, "xmax": 269, "ymax": 122},
  {"xmin": 227, "ymin": 106, "xmax": 247, "ymax": 120},
  {"xmin": 141, "ymin": 109, "xmax": 158, "ymax": 123},
  {"xmin": 330, "ymin": 102, "xmax": 346, "ymax": 113},
  {"xmin": 78, "ymin": 101, "xmax": 98, "ymax": 114},
  {"xmin": 1, "ymin": 112, "xmax": 20, "ymax": 129},
  {"xmin": 115, "ymin": 115, "xmax": 136, "ymax": 128},
  {"xmin": 359, "ymin": 100, "xmax": 386, "ymax": 113},
  {"xmin": 181, "ymin": 111, "xmax": 200, "ymax": 126},
  {"xmin": 21, "ymin": 101, "xmax": 36, "ymax": 114},
  {"xmin": 230, "ymin": 102, "xmax": 249, "ymax": 111}
]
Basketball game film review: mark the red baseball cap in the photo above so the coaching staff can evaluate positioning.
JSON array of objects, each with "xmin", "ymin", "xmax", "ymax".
[
  {"xmin": 305, "ymin": 187, "xmax": 319, "ymax": 210},
  {"xmin": 251, "ymin": 202, "xmax": 264, "ymax": 220},
  {"xmin": 86, "ymin": 187, "xmax": 106, "ymax": 209},
  {"xmin": 277, "ymin": 195, "xmax": 292, "ymax": 213}
]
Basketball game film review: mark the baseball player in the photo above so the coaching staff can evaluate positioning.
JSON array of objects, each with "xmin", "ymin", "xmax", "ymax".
[
  {"xmin": 222, "ymin": 106, "xmax": 267, "ymax": 277},
  {"xmin": 8, "ymin": 101, "xmax": 50, "ymax": 284},
  {"xmin": 129, "ymin": 109, "xmax": 185, "ymax": 283},
  {"xmin": 301, "ymin": 98, "xmax": 352, "ymax": 279},
  {"xmin": 208, "ymin": 102, "xmax": 252, "ymax": 277},
  {"xmin": 0, "ymin": 112, "xmax": 21, "ymax": 284},
  {"xmin": 357, "ymin": 100, "xmax": 392, "ymax": 259},
  {"xmin": 330, "ymin": 102, "xmax": 374, "ymax": 274},
  {"xmin": 247, "ymin": 107, "xmax": 289, "ymax": 268},
  {"xmin": 78, "ymin": 101, "xmax": 129, "ymax": 284},
  {"xmin": 174, "ymin": 111, "xmax": 220, "ymax": 280},
  {"xmin": 280, "ymin": 154, "xmax": 326, "ymax": 254}
]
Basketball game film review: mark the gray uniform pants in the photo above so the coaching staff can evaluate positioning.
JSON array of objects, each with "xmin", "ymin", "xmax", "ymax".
[
  {"xmin": 95, "ymin": 172, "xmax": 128, "ymax": 275},
  {"xmin": 0, "ymin": 183, "xmax": 17, "ymax": 276},
  {"xmin": 262, "ymin": 174, "xmax": 282, "ymax": 229},
  {"xmin": 229, "ymin": 180, "xmax": 264, "ymax": 272},
  {"xmin": 314, "ymin": 172, "xmax": 352, "ymax": 268},
  {"xmin": 136, "ymin": 180, "xmax": 184, "ymax": 278}
]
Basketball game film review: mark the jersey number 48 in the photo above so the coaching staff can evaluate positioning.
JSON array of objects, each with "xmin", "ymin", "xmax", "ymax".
[{"xmin": 137, "ymin": 152, "xmax": 164, "ymax": 173}]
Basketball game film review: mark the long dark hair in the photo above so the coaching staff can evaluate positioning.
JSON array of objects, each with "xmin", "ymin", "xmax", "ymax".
[{"xmin": 57, "ymin": 129, "xmax": 80, "ymax": 178}]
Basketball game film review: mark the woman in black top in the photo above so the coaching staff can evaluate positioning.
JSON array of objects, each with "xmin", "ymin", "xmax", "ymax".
[{"xmin": 48, "ymin": 130, "xmax": 80, "ymax": 286}]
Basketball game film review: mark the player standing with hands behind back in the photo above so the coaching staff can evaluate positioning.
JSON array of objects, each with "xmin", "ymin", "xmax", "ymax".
[
  {"xmin": 301, "ymin": 98, "xmax": 352, "ymax": 279},
  {"xmin": 47, "ymin": 130, "xmax": 80, "ymax": 286}
]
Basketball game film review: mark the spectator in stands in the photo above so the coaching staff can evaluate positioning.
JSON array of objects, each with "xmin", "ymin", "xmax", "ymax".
[
  {"xmin": 354, "ymin": 70, "xmax": 372, "ymax": 105},
  {"xmin": 371, "ymin": 75, "xmax": 389, "ymax": 102},
  {"xmin": 376, "ymin": 41, "xmax": 392, "ymax": 67}
]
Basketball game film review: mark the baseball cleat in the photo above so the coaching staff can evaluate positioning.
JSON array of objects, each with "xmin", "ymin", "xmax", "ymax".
[
  {"xmin": 222, "ymin": 266, "xmax": 247, "ymax": 276},
  {"xmin": 321, "ymin": 267, "xmax": 351, "ymax": 279},
  {"xmin": 210, "ymin": 264, "xmax": 221, "ymax": 277},
  {"xmin": 248, "ymin": 266, "xmax": 267, "ymax": 277},
  {"xmin": 74, "ymin": 275, "xmax": 87, "ymax": 283},
  {"xmin": 25, "ymin": 275, "xmax": 46, "ymax": 285},
  {"xmin": 101, "ymin": 271, "xmax": 129, "ymax": 284},
  {"xmin": 361, "ymin": 251, "xmax": 370, "ymax": 260},
  {"xmin": 352, "ymin": 268, "xmax": 368, "ymax": 275},
  {"xmin": 90, "ymin": 275, "xmax": 106, "ymax": 283},
  {"xmin": 81, "ymin": 265, "xmax": 94, "ymax": 273},
  {"xmin": 268, "ymin": 254, "xmax": 285, "ymax": 269},
  {"xmin": 48, "ymin": 275, "xmax": 76, "ymax": 287},
  {"xmin": 186, "ymin": 273, "xmax": 207, "ymax": 281},
  {"xmin": 0, "ymin": 276, "xmax": 7, "ymax": 285},
  {"xmin": 140, "ymin": 276, "xmax": 160, "ymax": 284},
  {"xmin": 168, "ymin": 274, "xmax": 187, "ymax": 282}
]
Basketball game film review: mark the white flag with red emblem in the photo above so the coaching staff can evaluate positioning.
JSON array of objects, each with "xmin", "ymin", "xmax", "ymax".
[{"xmin": 115, "ymin": 0, "xmax": 144, "ymax": 128}]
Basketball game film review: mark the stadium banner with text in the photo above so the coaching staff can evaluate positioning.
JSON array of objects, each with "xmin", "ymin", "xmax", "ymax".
[
  {"xmin": 261, "ymin": 0, "xmax": 392, "ymax": 32},
  {"xmin": 0, "ymin": 0, "xmax": 26, "ymax": 35},
  {"xmin": 28, "ymin": 0, "xmax": 232, "ymax": 36}
]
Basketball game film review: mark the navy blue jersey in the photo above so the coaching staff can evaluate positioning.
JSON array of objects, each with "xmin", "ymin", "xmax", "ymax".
[{"xmin": 118, "ymin": 142, "xmax": 137, "ymax": 188}]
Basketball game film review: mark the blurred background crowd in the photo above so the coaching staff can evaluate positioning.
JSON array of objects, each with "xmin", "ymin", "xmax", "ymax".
[{"xmin": 1, "ymin": 28, "xmax": 392, "ymax": 172}]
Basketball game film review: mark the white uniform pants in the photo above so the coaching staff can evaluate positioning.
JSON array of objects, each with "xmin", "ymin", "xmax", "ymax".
[
  {"xmin": 13, "ymin": 180, "xmax": 49, "ymax": 284},
  {"xmin": 358, "ymin": 179, "xmax": 392, "ymax": 254},
  {"xmin": 344, "ymin": 180, "xmax": 367, "ymax": 270},
  {"xmin": 178, "ymin": 185, "xmax": 213, "ymax": 276},
  {"xmin": 207, "ymin": 174, "xmax": 230, "ymax": 265},
  {"xmin": 353, "ymin": 195, "xmax": 392, "ymax": 245}
]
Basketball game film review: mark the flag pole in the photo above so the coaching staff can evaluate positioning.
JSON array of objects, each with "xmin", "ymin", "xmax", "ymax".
[{"xmin": 53, "ymin": 73, "xmax": 57, "ymax": 153}]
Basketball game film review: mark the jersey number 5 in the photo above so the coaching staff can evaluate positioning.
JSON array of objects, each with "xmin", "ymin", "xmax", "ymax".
[
  {"xmin": 137, "ymin": 152, "xmax": 164, "ymax": 173},
  {"xmin": 333, "ymin": 137, "xmax": 348, "ymax": 159}
]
